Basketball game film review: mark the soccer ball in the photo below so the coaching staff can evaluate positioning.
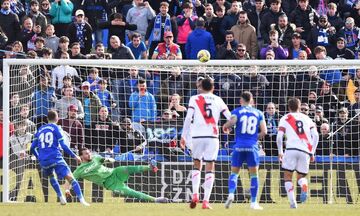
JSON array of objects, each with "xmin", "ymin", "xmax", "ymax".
[{"xmin": 197, "ymin": 49, "xmax": 211, "ymax": 63}]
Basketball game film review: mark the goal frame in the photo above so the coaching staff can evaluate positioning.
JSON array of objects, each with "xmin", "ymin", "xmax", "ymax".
[{"xmin": 2, "ymin": 58, "xmax": 360, "ymax": 203}]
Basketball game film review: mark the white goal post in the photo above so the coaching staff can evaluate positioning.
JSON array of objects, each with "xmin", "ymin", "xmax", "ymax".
[{"xmin": 2, "ymin": 59, "xmax": 360, "ymax": 204}]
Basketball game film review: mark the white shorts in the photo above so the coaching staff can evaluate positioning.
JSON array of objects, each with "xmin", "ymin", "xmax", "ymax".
[
  {"xmin": 282, "ymin": 150, "xmax": 310, "ymax": 175},
  {"xmin": 191, "ymin": 138, "xmax": 219, "ymax": 162}
]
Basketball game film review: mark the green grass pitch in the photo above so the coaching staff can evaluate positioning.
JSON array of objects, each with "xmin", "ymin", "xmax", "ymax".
[{"xmin": 0, "ymin": 203, "xmax": 359, "ymax": 216}]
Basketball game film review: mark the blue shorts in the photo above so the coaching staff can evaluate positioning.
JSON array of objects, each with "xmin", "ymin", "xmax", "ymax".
[
  {"xmin": 231, "ymin": 149, "xmax": 259, "ymax": 168},
  {"xmin": 40, "ymin": 159, "xmax": 71, "ymax": 180}
]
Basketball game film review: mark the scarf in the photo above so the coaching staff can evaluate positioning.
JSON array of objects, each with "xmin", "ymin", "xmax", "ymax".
[
  {"xmin": 76, "ymin": 22, "xmax": 86, "ymax": 48},
  {"xmin": 152, "ymin": 13, "xmax": 172, "ymax": 42},
  {"xmin": 317, "ymin": 27, "xmax": 329, "ymax": 46},
  {"xmin": 0, "ymin": 8, "xmax": 11, "ymax": 15},
  {"xmin": 344, "ymin": 28, "xmax": 358, "ymax": 48}
]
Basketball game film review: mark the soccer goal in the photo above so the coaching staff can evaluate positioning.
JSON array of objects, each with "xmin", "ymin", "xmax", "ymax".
[{"xmin": 1, "ymin": 59, "xmax": 360, "ymax": 205}]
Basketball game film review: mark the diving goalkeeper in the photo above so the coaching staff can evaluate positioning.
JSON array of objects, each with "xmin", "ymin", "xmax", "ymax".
[{"xmin": 72, "ymin": 147, "xmax": 168, "ymax": 203}]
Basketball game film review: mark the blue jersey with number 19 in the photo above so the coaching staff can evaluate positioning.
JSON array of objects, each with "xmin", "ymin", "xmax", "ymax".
[
  {"xmin": 232, "ymin": 106, "xmax": 264, "ymax": 149},
  {"xmin": 31, "ymin": 123, "xmax": 76, "ymax": 163}
]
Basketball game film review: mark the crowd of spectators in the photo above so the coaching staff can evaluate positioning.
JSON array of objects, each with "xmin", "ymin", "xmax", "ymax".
[{"xmin": 0, "ymin": 0, "xmax": 360, "ymax": 163}]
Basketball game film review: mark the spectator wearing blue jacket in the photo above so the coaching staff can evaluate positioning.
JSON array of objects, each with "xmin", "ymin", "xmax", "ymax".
[
  {"xmin": 129, "ymin": 79, "xmax": 157, "ymax": 122},
  {"xmin": 32, "ymin": 75, "xmax": 56, "ymax": 117},
  {"xmin": 185, "ymin": 17, "xmax": 216, "ymax": 59}
]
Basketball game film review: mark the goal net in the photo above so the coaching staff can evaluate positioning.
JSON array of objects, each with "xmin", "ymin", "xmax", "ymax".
[{"xmin": 1, "ymin": 59, "xmax": 359, "ymax": 205}]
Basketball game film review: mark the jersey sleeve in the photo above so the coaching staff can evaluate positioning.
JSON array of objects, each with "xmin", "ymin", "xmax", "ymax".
[
  {"xmin": 188, "ymin": 96, "xmax": 196, "ymax": 110},
  {"xmin": 73, "ymin": 168, "xmax": 81, "ymax": 180},
  {"xmin": 219, "ymin": 98, "xmax": 231, "ymax": 120},
  {"xmin": 278, "ymin": 116, "xmax": 286, "ymax": 133}
]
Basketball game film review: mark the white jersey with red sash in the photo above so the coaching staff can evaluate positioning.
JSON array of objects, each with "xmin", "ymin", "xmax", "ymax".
[{"xmin": 278, "ymin": 112, "xmax": 316, "ymax": 155}]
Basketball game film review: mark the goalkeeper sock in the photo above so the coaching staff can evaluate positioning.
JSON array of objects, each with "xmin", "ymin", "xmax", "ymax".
[
  {"xmin": 70, "ymin": 179, "xmax": 84, "ymax": 199},
  {"xmin": 285, "ymin": 181, "xmax": 296, "ymax": 204},
  {"xmin": 191, "ymin": 169, "xmax": 201, "ymax": 196},
  {"xmin": 49, "ymin": 177, "xmax": 62, "ymax": 198},
  {"xmin": 203, "ymin": 172, "xmax": 215, "ymax": 202},
  {"xmin": 250, "ymin": 173, "xmax": 259, "ymax": 203},
  {"xmin": 228, "ymin": 173, "xmax": 238, "ymax": 195}
]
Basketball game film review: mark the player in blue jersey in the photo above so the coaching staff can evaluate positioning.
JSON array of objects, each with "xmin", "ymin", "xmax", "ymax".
[
  {"xmin": 30, "ymin": 110, "xmax": 89, "ymax": 206},
  {"xmin": 222, "ymin": 91, "xmax": 267, "ymax": 210}
]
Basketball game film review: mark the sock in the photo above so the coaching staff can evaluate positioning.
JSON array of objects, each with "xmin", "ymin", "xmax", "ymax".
[
  {"xmin": 228, "ymin": 173, "xmax": 238, "ymax": 194},
  {"xmin": 250, "ymin": 173, "xmax": 259, "ymax": 203},
  {"xmin": 203, "ymin": 172, "xmax": 215, "ymax": 202},
  {"xmin": 192, "ymin": 169, "xmax": 201, "ymax": 196},
  {"xmin": 298, "ymin": 177, "xmax": 308, "ymax": 187},
  {"xmin": 121, "ymin": 186, "xmax": 155, "ymax": 202},
  {"xmin": 49, "ymin": 177, "xmax": 62, "ymax": 198},
  {"xmin": 71, "ymin": 179, "xmax": 84, "ymax": 199},
  {"xmin": 285, "ymin": 181, "xmax": 296, "ymax": 204}
]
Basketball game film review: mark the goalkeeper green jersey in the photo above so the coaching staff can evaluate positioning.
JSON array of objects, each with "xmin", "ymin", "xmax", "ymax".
[{"xmin": 73, "ymin": 156, "xmax": 113, "ymax": 187}]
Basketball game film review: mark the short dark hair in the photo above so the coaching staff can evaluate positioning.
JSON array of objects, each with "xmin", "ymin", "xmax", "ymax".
[
  {"xmin": 239, "ymin": 11, "xmax": 247, "ymax": 16},
  {"xmin": 196, "ymin": 17, "xmax": 205, "ymax": 27},
  {"xmin": 95, "ymin": 42, "xmax": 104, "ymax": 49},
  {"xmin": 47, "ymin": 110, "xmax": 58, "ymax": 122},
  {"xmin": 131, "ymin": 32, "xmax": 141, "ymax": 40},
  {"xmin": 201, "ymin": 77, "xmax": 214, "ymax": 91},
  {"xmin": 225, "ymin": 30, "xmax": 234, "ymax": 36},
  {"xmin": 138, "ymin": 78, "xmax": 146, "ymax": 85},
  {"xmin": 70, "ymin": 42, "xmax": 80, "ymax": 48},
  {"xmin": 42, "ymin": 47, "xmax": 52, "ymax": 55},
  {"xmin": 288, "ymin": 97, "xmax": 301, "ymax": 112},
  {"xmin": 241, "ymin": 91, "xmax": 253, "ymax": 103},
  {"xmin": 160, "ymin": 1, "xmax": 169, "ymax": 7},
  {"xmin": 113, "ymin": 13, "xmax": 123, "ymax": 20},
  {"xmin": 35, "ymin": 36, "xmax": 45, "ymax": 44},
  {"xmin": 79, "ymin": 147, "xmax": 89, "ymax": 156},
  {"xmin": 59, "ymin": 36, "xmax": 69, "ymax": 43},
  {"xmin": 314, "ymin": 46, "xmax": 327, "ymax": 54}
]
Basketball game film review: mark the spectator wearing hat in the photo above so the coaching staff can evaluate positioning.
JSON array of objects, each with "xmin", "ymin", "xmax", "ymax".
[
  {"xmin": 29, "ymin": 0, "xmax": 47, "ymax": 36},
  {"xmin": 290, "ymin": 0, "xmax": 319, "ymax": 42},
  {"xmin": 231, "ymin": 11, "xmax": 258, "ymax": 59},
  {"xmin": 126, "ymin": 0, "xmax": 156, "ymax": 40},
  {"xmin": 260, "ymin": 0, "xmax": 285, "ymax": 46},
  {"xmin": 152, "ymin": 31, "xmax": 182, "ymax": 60},
  {"xmin": 287, "ymin": 32, "xmax": 312, "ymax": 59},
  {"xmin": 0, "ymin": 0, "xmax": 21, "ymax": 44},
  {"xmin": 146, "ymin": 1, "xmax": 178, "ymax": 59},
  {"xmin": 327, "ymin": 3, "xmax": 344, "ymax": 32},
  {"xmin": 185, "ymin": 17, "xmax": 216, "ymax": 59},
  {"xmin": 308, "ymin": 14, "xmax": 337, "ymax": 51},
  {"xmin": 329, "ymin": 37, "xmax": 355, "ymax": 59},
  {"xmin": 260, "ymin": 30, "xmax": 288, "ymax": 59},
  {"xmin": 49, "ymin": 0, "xmax": 73, "ymax": 37},
  {"xmin": 77, "ymin": 81, "xmax": 102, "ymax": 128},
  {"xmin": 55, "ymin": 86, "xmax": 84, "ymax": 119},
  {"xmin": 53, "ymin": 36, "xmax": 70, "ymax": 59},
  {"xmin": 126, "ymin": 33, "xmax": 147, "ymax": 60},
  {"xmin": 314, "ymin": 105, "xmax": 329, "ymax": 132},
  {"xmin": 216, "ymin": 30, "xmax": 238, "ymax": 59},
  {"xmin": 334, "ymin": 107, "xmax": 351, "ymax": 156},
  {"xmin": 58, "ymin": 104, "xmax": 85, "ymax": 150},
  {"xmin": 98, "ymin": 12, "xmax": 137, "ymax": 49},
  {"xmin": 270, "ymin": 14, "xmax": 296, "ymax": 48},
  {"xmin": 67, "ymin": 9, "xmax": 93, "ymax": 55},
  {"xmin": 337, "ymin": 17, "xmax": 360, "ymax": 52},
  {"xmin": 177, "ymin": 2, "xmax": 198, "ymax": 59},
  {"xmin": 234, "ymin": 43, "xmax": 250, "ymax": 60}
]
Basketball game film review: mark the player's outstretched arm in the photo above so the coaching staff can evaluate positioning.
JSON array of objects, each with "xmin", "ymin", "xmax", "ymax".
[
  {"xmin": 276, "ymin": 130, "xmax": 285, "ymax": 162},
  {"xmin": 180, "ymin": 107, "xmax": 195, "ymax": 149},
  {"xmin": 30, "ymin": 137, "xmax": 39, "ymax": 159},
  {"xmin": 222, "ymin": 115, "xmax": 237, "ymax": 134}
]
